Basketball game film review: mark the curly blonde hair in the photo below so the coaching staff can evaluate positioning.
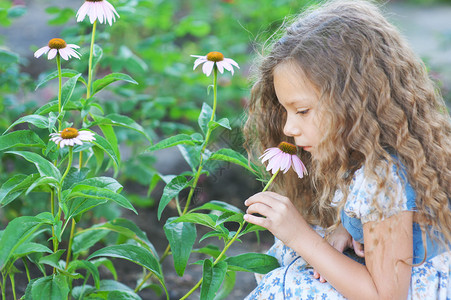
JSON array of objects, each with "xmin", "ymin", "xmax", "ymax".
[{"xmin": 244, "ymin": 0, "xmax": 451, "ymax": 245}]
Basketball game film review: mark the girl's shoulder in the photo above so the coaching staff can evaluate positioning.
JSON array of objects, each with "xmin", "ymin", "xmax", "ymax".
[{"xmin": 335, "ymin": 163, "xmax": 416, "ymax": 224}]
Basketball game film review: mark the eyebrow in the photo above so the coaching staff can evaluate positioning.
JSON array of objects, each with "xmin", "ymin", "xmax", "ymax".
[{"xmin": 285, "ymin": 98, "xmax": 311, "ymax": 106}]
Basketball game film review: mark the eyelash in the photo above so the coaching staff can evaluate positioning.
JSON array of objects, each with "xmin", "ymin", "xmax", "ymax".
[{"xmin": 297, "ymin": 109, "xmax": 309, "ymax": 115}]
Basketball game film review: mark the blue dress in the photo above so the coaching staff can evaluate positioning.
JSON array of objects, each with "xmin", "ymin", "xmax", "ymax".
[{"xmin": 245, "ymin": 165, "xmax": 451, "ymax": 300}]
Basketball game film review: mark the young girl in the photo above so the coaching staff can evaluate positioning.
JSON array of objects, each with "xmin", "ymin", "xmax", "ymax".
[{"xmin": 243, "ymin": 0, "xmax": 451, "ymax": 299}]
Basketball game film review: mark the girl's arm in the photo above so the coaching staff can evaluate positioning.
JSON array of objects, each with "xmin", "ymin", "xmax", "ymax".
[{"xmin": 244, "ymin": 191, "xmax": 413, "ymax": 300}]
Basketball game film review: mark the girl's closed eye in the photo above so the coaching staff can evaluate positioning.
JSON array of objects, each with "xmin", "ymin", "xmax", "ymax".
[{"xmin": 297, "ymin": 109, "xmax": 310, "ymax": 115}]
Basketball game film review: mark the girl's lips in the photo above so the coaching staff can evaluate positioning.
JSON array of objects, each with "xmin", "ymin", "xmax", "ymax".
[{"xmin": 300, "ymin": 146, "xmax": 312, "ymax": 151}]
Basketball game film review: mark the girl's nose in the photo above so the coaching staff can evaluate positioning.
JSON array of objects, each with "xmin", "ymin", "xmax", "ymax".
[{"xmin": 283, "ymin": 115, "xmax": 301, "ymax": 137}]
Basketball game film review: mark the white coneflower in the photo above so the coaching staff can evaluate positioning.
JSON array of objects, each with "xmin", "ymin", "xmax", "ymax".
[
  {"xmin": 34, "ymin": 38, "xmax": 81, "ymax": 61},
  {"xmin": 191, "ymin": 51, "xmax": 239, "ymax": 77},
  {"xmin": 50, "ymin": 128, "xmax": 95, "ymax": 148},
  {"xmin": 76, "ymin": 0, "xmax": 120, "ymax": 26}
]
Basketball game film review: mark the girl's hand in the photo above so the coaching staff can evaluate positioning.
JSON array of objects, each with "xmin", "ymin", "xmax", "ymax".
[
  {"xmin": 244, "ymin": 191, "xmax": 308, "ymax": 249},
  {"xmin": 313, "ymin": 223, "xmax": 364, "ymax": 283}
]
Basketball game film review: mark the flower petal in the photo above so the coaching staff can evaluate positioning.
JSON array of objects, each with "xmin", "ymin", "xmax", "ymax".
[
  {"xmin": 216, "ymin": 62, "xmax": 224, "ymax": 74},
  {"xmin": 34, "ymin": 46, "xmax": 50, "ymax": 58},
  {"xmin": 279, "ymin": 153, "xmax": 292, "ymax": 173},
  {"xmin": 223, "ymin": 57, "xmax": 240, "ymax": 68},
  {"xmin": 76, "ymin": 3, "xmax": 89, "ymax": 22},
  {"xmin": 47, "ymin": 49, "xmax": 57, "ymax": 60},
  {"xmin": 193, "ymin": 57, "xmax": 207, "ymax": 70},
  {"xmin": 260, "ymin": 147, "xmax": 281, "ymax": 163},
  {"xmin": 202, "ymin": 61, "xmax": 215, "ymax": 76},
  {"xmin": 59, "ymin": 49, "xmax": 69, "ymax": 61},
  {"xmin": 291, "ymin": 155, "xmax": 308, "ymax": 178}
]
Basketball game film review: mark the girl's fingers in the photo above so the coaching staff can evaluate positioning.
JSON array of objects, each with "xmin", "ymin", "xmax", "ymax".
[
  {"xmin": 352, "ymin": 239, "xmax": 365, "ymax": 257},
  {"xmin": 246, "ymin": 202, "xmax": 272, "ymax": 217},
  {"xmin": 243, "ymin": 213, "xmax": 267, "ymax": 227}
]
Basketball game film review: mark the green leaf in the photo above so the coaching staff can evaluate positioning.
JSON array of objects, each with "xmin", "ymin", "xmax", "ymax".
[
  {"xmin": 4, "ymin": 115, "xmax": 49, "ymax": 133},
  {"xmin": 214, "ymin": 271, "xmax": 236, "ymax": 300},
  {"xmin": 35, "ymin": 100, "xmax": 82, "ymax": 115},
  {"xmin": 25, "ymin": 176, "xmax": 61, "ymax": 194},
  {"xmin": 91, "ymin": 258, "xmax": 117, "ymax": 281},
  {"xmin": 91, "ymin": 114, "xmax": 151, "ymax": 143},
  {"xmin": 215, "ymin": 211, "xmax": 244, "ymax": 226},
  {"xmin": 208, "ymin": 118, "xmax": 231, "ymax": 131},
  {"xmin": 92, "ymin": 73, "xmax": 138, "ymax": 96},
  {"xmin": 39, "ymin": 249, "xmax": 65, "ymax": 269},
  {"xmin": 208, "ymin": 148, "xmax": 257, "ymax": 174},
  {"xmin": 6, "ymin": 151, "xmax": 61, "ymax": 180},
  {"xmin": 104, "ymin": 218, "xmax": 157, "ymax": 256},
  {"xmin": 199, "ymin": 230, "xmax": 229, "ymax": 243},
  {"xmin": 61, "ymin": 73, "xmax": 82, "ymax": 110},
  {"xmin": 163, "ymin": 217, "xmax": 196, "ymax": 276},
  {"xmin": 158, "ymin": 175, "xmax": 189, "ymax": 220},
  {"xmin": 92, "ymin": 44, "xmax": 103, "ymax": 70},
  {"xmin": 225, "ymin": 253, "xmax": 280, "ymax": 274},
  {"xmin": 77, "ymin": 177, "xmax": 123, "ymax": 193},
  {"xmin": 200, "ymin": 259, "xmax": 227, "ymax": 300},
  {"xmin": 192, "ymin": 200, "xmax": 243, "ymax": 214},
  {"xmin": 63, "ymin": 197, "xmax": 108, "ymax": 220},
  {"xmin": 172, "ymin": 213, "xmax": 218, "ymax": 230},
  {"xmin": 66, "ymin": 184, "xmax": 137, "ymax": 214},
  {"xmin": 193, "ymin": 245, "xmax": 221, "ymax": 259},
  {"xmin": 0, "ymin": 49, "xmax": 19, "ymax": 65},
  {"xmin": 67, "ymin": 260, "xmax": 100, "ymax": 289},
  {"xmin": 88, "ymin": 245, "xmax": 163, "ymax": 282},
  {"xmin": 198, "ymin": 102, "xmax": 213, "ymax": 134},
  {"xmin": 72, "ymin": 228, "xmax": 109, "ymax": 255},
  {"xmin": 7, "ymin": 5, "xmax": 27, "ymax": 18},
  {"xmin": 239, "ymin": 223, "xmax": 267, "ymax": 237},
  {"xmin": 35, "ymin": 69, "xmax": 87, "ymax": 90},
  {"xmin": 13, "ymin": 242, "xmax": 52, "ymax": 257},
  {"xmin": 0, "ymin": 173, "xmax": 40, "ymax": 207},
  {"xmin": 91, "ymin": 133, "xmax": 120, "ymax": 175},
  {"xmin": 30, "ymin": 275, "xmax": 70, "ymax": 300},
  {"xmin": 0, "ymin": 216, "xmax": 45, "ymax": 270},
  {"xmin": 0, "ymin": 130, "xmax": 45, "ymax": 150},
  {"xmin": 177, "ymin": 144, "xmax": 202, "ymax": 171},
  {"xmin": 146, "ymin": 134, "xmax": 196, "ymax": 152},
  {"xmin": 61, "ymin": 167, "xmax": 90, "ymax": 190}
]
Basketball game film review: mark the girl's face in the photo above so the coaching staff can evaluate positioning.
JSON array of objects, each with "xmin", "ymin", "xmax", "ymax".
[{"xmin": 273, "ymin": 62, "xmax": 325, "ymax": 159}]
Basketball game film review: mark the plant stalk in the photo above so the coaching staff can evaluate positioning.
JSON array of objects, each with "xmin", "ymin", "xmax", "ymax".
[
  {"xmin": 262, "ymin": 169, "xmax": 279, "ymax": 192},
  {"xmin": 65, "ymin": 219, "xmax": 76, "ymax": 270},
  {"xmin": 179, "ymin": 222, "xmax": 244, "ymax": 300},
  {"xmin": 56, "ymin": 54, "xmax": 62, "ymax": 131},
  {"xmin": 182, "ymin": 67, "xmax": 218, "ymax": 215}
]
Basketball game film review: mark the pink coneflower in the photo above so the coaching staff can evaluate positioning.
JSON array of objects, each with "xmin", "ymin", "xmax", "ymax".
[
  {"xmin": 34, "ymin": 38, "xmax": 81, "ymax": 61},
  {"xmin": 191, "ymin": 51, "xmax": 239, "ymax": 77},
  {"xmin": 50, "ymin": 128, "xmax": 95, "ymax": 148},
  {"xmin": 260, "ymin": 142, "xmax": 308, "ymax": 179},
  {"xmin": 76, "ymin": 0, "xmax": 120, "ymax": 26}
]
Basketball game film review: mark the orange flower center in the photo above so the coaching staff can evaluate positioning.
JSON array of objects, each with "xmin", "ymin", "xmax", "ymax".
[
  {"xmin": 48, "ymin": 38, "xmax": 67, "ymax": 49},
  {"xmin": 278, "ymin": 141, "xmax": 297, "ymax": 155},
  {"xmin": 206, "ymin": 51, "xmax": 224, "ymax": 62},
  {"xmin": 61, "ymin": 128, "xmax": 79, "ymax": 139}
]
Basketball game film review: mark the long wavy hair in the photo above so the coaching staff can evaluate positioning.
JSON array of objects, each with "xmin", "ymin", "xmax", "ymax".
[{"xmin": 243, "ymin": 0, "xmax": 451, "ymax": 246}]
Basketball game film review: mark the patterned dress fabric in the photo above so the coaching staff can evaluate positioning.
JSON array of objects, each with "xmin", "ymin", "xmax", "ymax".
[{"xmin": 245, "ymin": 164, "xmax": 451, "ymax": 300}]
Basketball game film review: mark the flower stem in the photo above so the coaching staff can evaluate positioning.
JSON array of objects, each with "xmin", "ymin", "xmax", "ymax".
[
  {"xmin": 61, "ymin": 147, "xmax": 73, "ymax": 184},
  {"xmin": 65, "ymin": 219, "xmax": 76, "ymax": 270},
  {"xmin": 79, "ymin": 20, "xmax": 97, "ymax": 169},
  {"xmin": 87, "ymin": 20, "xmax": 97, "ymax": 100},
  {"xmin": 262, "ymin": 170, "xmax": 279, "ymax": 192},
  {"xmin": 56, "ymin": 54, "xmax": 62, "ymax": 131},
  {"xmin": 179, "ymin": 222, "xmax": 244, "ymax": 300},
  {"xmin": 182, "ymin": 67, "xmax": 218, "ymax": 215}
]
